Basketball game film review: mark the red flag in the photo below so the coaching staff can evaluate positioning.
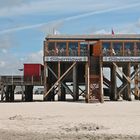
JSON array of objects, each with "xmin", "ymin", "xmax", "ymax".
[{"xmin": 112, "ymin": 29, "xmax": 114, "ymax": 35}]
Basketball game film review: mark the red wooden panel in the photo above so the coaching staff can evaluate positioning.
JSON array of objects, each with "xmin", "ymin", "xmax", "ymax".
[{"xmin": 24, "ymin": 64, "xmax": 42, "ymax": 77}]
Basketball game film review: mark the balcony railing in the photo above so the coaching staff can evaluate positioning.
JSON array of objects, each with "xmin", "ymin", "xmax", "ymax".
[
  {"xmin": 46, "ymin": 49, "xmax": 88, "ymax": 56},
  {"xmin": 103, "ymin": 49, "xmax": 140, "ymax": 56}
]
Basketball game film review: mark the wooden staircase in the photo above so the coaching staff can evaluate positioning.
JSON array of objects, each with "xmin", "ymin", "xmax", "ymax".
[{"xmin": 88, "ymin": 56, "xmax": 103, "ymax": 103}]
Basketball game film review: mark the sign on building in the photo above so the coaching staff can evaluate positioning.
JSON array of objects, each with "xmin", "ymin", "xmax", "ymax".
[
  {"xmin": 45, "ymin": 56, "xmax": 88, "ymax": 62},
  {"xmin": 103, "ymin": 57, "xmax": 140, "ymax": 62}
]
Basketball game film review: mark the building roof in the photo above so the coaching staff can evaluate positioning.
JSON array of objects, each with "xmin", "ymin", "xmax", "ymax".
[{"xmin": 46, "ymin": 34, "xmax": 140, "ymax": 41}]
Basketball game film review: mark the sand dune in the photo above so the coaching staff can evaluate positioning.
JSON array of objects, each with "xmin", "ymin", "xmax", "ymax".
[{"xmin": 0, "ymin": 101, "xmax": 140, "ymax": 139}]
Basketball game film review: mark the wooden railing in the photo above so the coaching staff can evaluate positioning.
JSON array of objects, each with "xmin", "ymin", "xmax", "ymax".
[{"xmin": 0, "ymin": 76, "xmax": 44, "ymax": 86}]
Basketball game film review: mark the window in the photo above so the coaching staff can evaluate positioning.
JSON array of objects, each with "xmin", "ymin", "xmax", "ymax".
[
  {"xmin": 136, "ymin": 42, "xmax": 140, "ymax": 55},
  {"xmin": 80, "ymin": 42, "xmax": 88, "ymax": 56},
  {"xmin": 113, "ymin": 42, "xmax": 122, "ymax": 56},
  {"xmin": 68, "ymin": 42, "xmax": 78, "ymax": 56},
  {"xmin": 48, "ymin": 42, "xmax": 55, "ymax": 56},
  {"xmin": 124, "ymin": 42, "xmax": 134, "ymax": 56},
  {"xmin": 56, "ymin": 42, "xmax": 66, "ymax": 56},
  {"xmin": 102, "ymin": 42, "xmax": 111, "ymax": 56}
]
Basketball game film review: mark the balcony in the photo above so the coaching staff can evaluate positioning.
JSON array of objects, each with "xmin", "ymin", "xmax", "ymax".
[
  {"xmin": 102, "ymin": 42, "xmax": 140, "ymax": 57},
  {"xmin": 45, "ymin": 41, "xmax": 88, "ymax": 57}
]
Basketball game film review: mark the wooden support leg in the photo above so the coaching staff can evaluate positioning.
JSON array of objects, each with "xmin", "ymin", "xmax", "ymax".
[
  {"xmin": 0, "ymin": 83, "xmax": 4, "ymax": 101},
  {"xmin": 43, "ymin": 62, "xmax": 48, "ymax": 101},
  {"xmin": 100, "ymin": 59, "xmax": 104, "ymax": 103},
  {"xmin": 123, "ymin": 63, "xmax": 131, "ymax": 101},
  {"xmin": 127, "ymin": 63, "xmax": 131, "ymax": 101},
  {"xmin": 73, "ymin": 64, "xmax": 79, "ymax": 101},
  {"xmin": 85, "ymin": 62, "xmax": 89, "ymax": 103},
  {"xmin": 9, "ymin": 85, "xmax": 15, "ymax": 101},
  {"xmin": 25, "ymin": 85, "xmax": 33, "ymax": 101},
  {"xmin": 5, "ymin": 86, "xmax": 10, "ymax": 102},
  {"xmin": 0, "ymin": 90, "xmax": 3, "ymax": 102},
  {"xmin": 29, "ymin": 86, "xmax": 33, "ymax": 101},
  {"xmin": 21, "ymin": 86, "xmax": 25, "ymax": 101},
  {"xmin": 51, "ymin": 86, "xmax": 55, "ymax": 101},
  {"xmin": 134, "ymin": 65, "xmax": 139, "ymax": 100},
  {"xmin": 58, "ymin": 62, "xmax": 62, "ymax": 101},
  {"xmin": 44, "ymin": 83, "xmax": 54, "ymax": 101},
  {"xmin": 122, "ymin": 65, "xmax": 127, "ymax": 100},
  {"xmin": 110, "ymin": 65, "xmax": 117, "ymax": 101},
  {"xmin": 25, "ymin": 86, "xmax": 28, "ymax": 101},
  {"xmin": 44, "ymin": 64, "xmax": 54, "ymax": 101},
  {"xmin": 60, "ymin": 82, "xmax": 66, "ymax": 101},
  {"xmin": 139, "ymin": 65, "xmax": 140, "ymax": 100}
]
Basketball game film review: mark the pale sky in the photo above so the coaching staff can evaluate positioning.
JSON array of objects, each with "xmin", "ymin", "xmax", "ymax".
[{"xmin": 0, "ymin": 0, "xmax": 140, "ymax": 74}]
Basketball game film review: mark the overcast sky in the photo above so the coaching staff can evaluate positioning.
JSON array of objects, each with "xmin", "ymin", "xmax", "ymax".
[{"xmin": 0, "ymin": 0, "xmax": 140, "ymax": 75}]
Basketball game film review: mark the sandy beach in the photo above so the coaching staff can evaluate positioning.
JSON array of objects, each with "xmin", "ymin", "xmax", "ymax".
[{"xmin": 0, "ymin": 100, "xmax": 140, "ymax": 140}]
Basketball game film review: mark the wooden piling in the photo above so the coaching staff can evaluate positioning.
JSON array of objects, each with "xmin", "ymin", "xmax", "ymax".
[
  {"xmin": 25, "ymin": 85, "xmax": 33, "ymax": 101},
  {"xmin": 100, "ymin": 58, "xmax": 104, "ymax": 103},
  {"xmin": 73, "ymin": 64, "xmax": 79, "ymax": 101},
  {"xmin": 58, "ymin": 62, "xmax": 61, "ymax": 101},
  {"xmin": 85, "ymin": 62, "xmax": 89, "ymax": 103},
  {"xmin": 110, "ymin": 64, "xmax": 117, "ymax": 101},
  {"xmin": 123, "ymin": 63, "xmax": 131, "ymax": 101},
  {"xmin": 134, "ymin": 65, "xmax": 139, "ymax": 100}
]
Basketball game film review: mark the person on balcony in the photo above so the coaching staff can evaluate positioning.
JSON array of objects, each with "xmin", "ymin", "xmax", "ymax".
[
  {"xmin": 69, "ymin": 47, "xmax": 73, "ymax": 56},
  {"xmin": 127, "ymin": 48, "xmax": 131, "ymax": 56},
  {"xmin": 110, "ymin": 48, "xmax": 116, "ymax": 56},
  {"xmin": 103, "ymin": 48, "xmax": 107, "ymax": 56},
  {"xmin": 60, "ymin": 47, "xmax": 65, "ymax": 56},
  {"xmin": 55, "ymin": 46, "xmax": 59, "ymax": 56}
]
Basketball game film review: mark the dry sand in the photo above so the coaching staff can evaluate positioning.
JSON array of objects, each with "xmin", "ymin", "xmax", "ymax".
[{"xmin": 0, "ymin": 99, "xmax": 140, "ymax": 140}]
